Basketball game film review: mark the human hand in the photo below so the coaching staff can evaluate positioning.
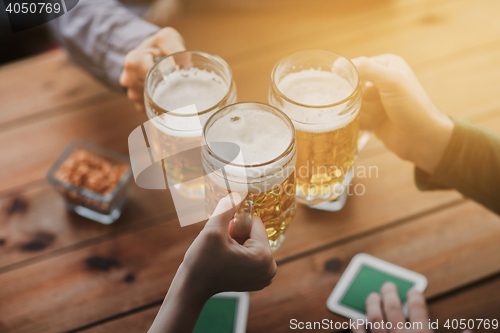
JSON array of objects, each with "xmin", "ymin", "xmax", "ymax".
[
  {"xmin": 353, "ymin": 282, "xmax": 432, "ymax": 333},
  {"xmin": 181, "ymin": 194, "xmax": 277, "ymax": 299},
  {"xmin": 119, "ymin": 27, "xmax": 185, "ymax": 112},
  {"xmin": 147, "ymin": 194, "xmax": 276, "ymax": 333},
  {"xmin": 351, "ymin": 54, "xmax": 454, "ymax": 174}
]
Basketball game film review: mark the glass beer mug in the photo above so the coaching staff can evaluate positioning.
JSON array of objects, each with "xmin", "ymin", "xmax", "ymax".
[
  {"xmin": 144, "ymin": 51, "xmax": 237, "ymax": 198},
  {"xmin": 269, "ymin": 49, "xmax": 368, "ymax": 211},
  {"xmin": 202, "ymin": 102, "xmax": 297, "ymax": 251}
]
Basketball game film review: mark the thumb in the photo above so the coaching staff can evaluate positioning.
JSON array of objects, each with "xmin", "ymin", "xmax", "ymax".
[
  {"xmin": 352, "ymin": 56, "xmax": 401, "ymax": 91},
  {"xmin": 205, "ymin": 193, "xmax": 243, "ymax": 231},
  {"xmin": 233, "ymin": 199, "xmax": 254, "ymax": 242},
  {"xmin": 138, "ymin": 48, "xmax": 161, "ymax": 82}
]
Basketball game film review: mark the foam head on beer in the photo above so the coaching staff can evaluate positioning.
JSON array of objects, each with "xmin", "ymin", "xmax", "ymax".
[
  {"xmin": 205, "ymin": 107, "xmax": 295, "ymax": 193},
  {"xmin": 153, "ymin": 67, "xmax": 228, "ymax": 112},
  {"xmin": 152, "ymin": 68, "xmax": 229, "ymax": 136},
  {"xmin": 207, "ymin": 108, "xmax": 291, "ymax": 164},
  {"xmin": 277, "ymin": 68, "xmax": 356, "ymax": 132},
  {"xmin": 278, "ymin": 69, "xmax": 352, "ymax": 106}
]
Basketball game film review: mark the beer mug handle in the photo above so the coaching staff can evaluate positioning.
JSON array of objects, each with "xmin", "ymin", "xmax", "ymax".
[
  {"xmin": 358, "ymin": 130, "xmax": 371, "ymax": 151},
  {"xmin": 233, "ymin": 199, "xmax": 254, "ymax": 242},
  {"xmin": 357, "ymin": 80, "xmax": 373, "ymax": 151}
]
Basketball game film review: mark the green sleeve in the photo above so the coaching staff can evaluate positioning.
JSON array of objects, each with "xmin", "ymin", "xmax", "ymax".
[{"xmin": 415, "ymin": 117, "xmax": 500, "ymax": 215}]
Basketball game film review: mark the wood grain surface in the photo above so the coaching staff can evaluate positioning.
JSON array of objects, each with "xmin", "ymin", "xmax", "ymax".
[{"xmin": 0, "ymin": 0, "xmax": 499, "ymax": 332}]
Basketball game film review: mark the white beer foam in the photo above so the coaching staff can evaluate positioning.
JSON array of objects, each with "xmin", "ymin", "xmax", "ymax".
[
  {"xmin": 278, "ymin": 69, "xmax": 358, "ymax": 133},
  {"xmin": 206, "ymin": 108, "xmax": 295, "ymax": 193},
  {"xmin": 207, "ymin": 109, "xmax": 291, "ymax": 165},
  {"xmin": 151, "ymin": 68, "xmax": 229, "ymax": 138}
]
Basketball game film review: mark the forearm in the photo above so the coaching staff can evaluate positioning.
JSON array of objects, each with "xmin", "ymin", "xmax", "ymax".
[
  {"xmin": 415, "ymin": 117, "xmax": 500, "ymax": 215},
  {"xmin": 48, "ymin": 0, "xmax": 159, "ymax": 90},
  {"xmin": 148, "ymin": 263, "xmax": 210, "ymax": 333},
  {"xmin": 406, "ymin": 105, "xmax": 454, "ymax": 175}
]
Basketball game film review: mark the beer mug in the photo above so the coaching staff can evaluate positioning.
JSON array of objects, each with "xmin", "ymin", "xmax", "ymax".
[
  {"xmin": 202, "ymin": 102, "xmax": 297, "ymax": 251},
  {"xmin": 144, "ymin": 51, "xmax": 237, "ymax": 198},
  {"xmin": 269, "ymin": 49, "xmax": 368, "ymax": 211}
]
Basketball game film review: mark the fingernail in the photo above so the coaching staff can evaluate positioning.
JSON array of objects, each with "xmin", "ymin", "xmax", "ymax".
[
  {"xmin": 366, "ymin": 292, "xmax": 380, "ymax": 300},
  {"xmin": 407, "ymin": 287, "xmax": 419, "ymax": 296},
  {"xmin": 381, "ymin": 281, "xmax": 397, "ymax": 292}
]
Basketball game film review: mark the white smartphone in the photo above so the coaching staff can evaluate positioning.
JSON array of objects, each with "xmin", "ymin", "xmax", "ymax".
[{"xmin": 327, "ymin": 253, "xmax": 427, "ymax": 319}]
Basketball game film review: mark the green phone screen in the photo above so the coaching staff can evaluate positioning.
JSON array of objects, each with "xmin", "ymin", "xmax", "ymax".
[
  {"xmin": 340, "ymin": 265, "xmax": 414, "ymax": 313},
  {"xmin": 193, "ymin": 297, "xmax": 238, "ymax": 333}
]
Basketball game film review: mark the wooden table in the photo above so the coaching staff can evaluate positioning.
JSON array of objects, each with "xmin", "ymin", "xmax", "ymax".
[{"xmin": 1, "ymin": 0, "xmax": 500, "ymax": 332}]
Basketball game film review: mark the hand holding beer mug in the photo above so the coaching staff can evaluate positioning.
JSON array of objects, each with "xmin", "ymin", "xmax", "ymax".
[
  {"xmin": 202, "ymin": 102, "xmax": 297, "ymax": 251},
  {"xmin": 144, "ymin": 51, "xmax": 237, "ymax": 198},
  {"xmin": 147, "ymin": 194, "xmax": 276, "ymax": 333},
  {"xmin": 351, "ymin": 54, "xmax": 454, "ymax": 175},
  {"xmin": 120, "ymin": 27, "xmax": 186, "ymax": 112},
  {"xmin": 269, "ymin": 50, "xmax": 367, "ymax": 211}
]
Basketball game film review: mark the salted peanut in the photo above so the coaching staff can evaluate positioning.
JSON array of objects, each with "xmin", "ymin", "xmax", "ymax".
[{"xmin": 54, "ymin": 148, "xmax": 128, "ymax": 195}]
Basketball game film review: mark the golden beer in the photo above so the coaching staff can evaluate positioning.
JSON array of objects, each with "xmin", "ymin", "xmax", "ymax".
[
  {"xmin": 295, "ymin": 114, "xmax": 359, "ymax": 204},
  {"xmin": 202, "ymin": 102, "xmax": 297, "ymax": 251},
  {"xmin": 147, "ymin": 123, "xmax": 205, "ymax": 196},
  {"xmin": 144, "ymin": 51, "xmax": 236, "ymax": 197},
  {"xmin": 269, "ymin": 50, "xmax": 362, "ymax": 209},
  {"xmin": 204, "ymin": 171, "xmax": 296, "ymax": 249}
]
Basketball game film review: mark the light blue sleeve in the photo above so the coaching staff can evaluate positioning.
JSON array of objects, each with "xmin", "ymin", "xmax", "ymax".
[{"xmin": 49, "ymin": 0, "xmax": 159, "ymax": 90}]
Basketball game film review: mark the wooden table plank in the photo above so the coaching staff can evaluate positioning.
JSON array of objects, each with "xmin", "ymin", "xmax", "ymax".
[
  {"xmin": 0, "ymin": 147, "xmax": 459, "ymax": 272},
  {"xmin": 3, "ymin": 110, "xmax": 500, "ymax": 278},
  {"xmin": 245, "ymin": 201, "xmax": 500, "ymax": 333},
  {"xmin": 0, "ymin": 1, "xmax": 499, "ymax": 331},
  {"xmin": 0, "ymin": 0, "xmax": 437, "ymax": 127},
  {"xmin": 419, "ymin": 44, "xmax": 500, "ymax": 121},
  {"xmin": 275, "ymin": 150, "xmax": 461, "ymax": 260},
  {"xmin": 2, "ymin": 37, "xmax": 500, "ymax": 196},
  {"xmin": 3, "ymin": 200, "xmax": 496, "ymax": 333},
  {"xmin": 232, "ymin": 28, "xmax": 500, "ymax": 110},
  {"xmin": 0, "ymin": 98, "xmax": 146, "ymax": 194},
  {"xmin": 0, "ymin": 217, "xmax": 200, "ymax": 333},
  {"xmin": 172, "ymin": 0, "xmax": 458, "ymax": 62},
  {"xmin": 79, "ymin": 270, "xmax": 500, "ymax": 333},
  {"xmin": 430, "ymin": 275, "xmax": 500, "ymax": 333},
  {"xmin": 77, "ymin": 305, "xmax": 159, "ymax": 333},
  {"xmin": 2, "ymin": 0, "xmax": 498, "ymax": 129},
  {"xmin": 169, "ymin": 0, "xmax": 500, "ymax": 105},
  {"xmin": 0, "ymin": 49, "xmax": 115, "ymax": 127},
  {"xmin": 0, "ymin": 0, "xmax": 499, "ymax": 194},
  {"xmin": 353, "ymin": 40, "xmax": 500, "ymax": 153},
  {"xmin": 0, "ymin": 182, "xmax": 176, "ymax": 271}
]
